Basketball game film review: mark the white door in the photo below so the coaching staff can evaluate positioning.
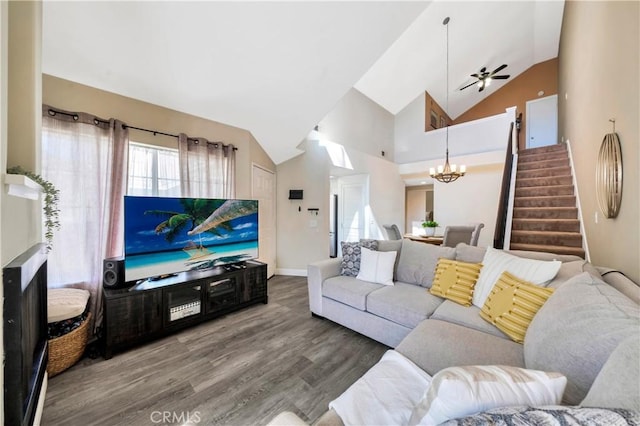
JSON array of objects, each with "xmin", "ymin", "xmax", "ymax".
[
  {"xmin": 526, "ymin": 95, "xmax": 558, "ymax": 148},
  {"xmin": 337, "ymin": 174, "xmax": 369, "ymax": 256},
  {"xmin": 252, "ymin": 164, "xmax": 276, "ymax": 278}
]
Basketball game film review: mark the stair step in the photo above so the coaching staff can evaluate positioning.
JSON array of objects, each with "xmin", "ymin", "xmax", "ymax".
[
  {"xmin": 515, "ymin": 185, "xmax": 574, "ymax": 198},
  {"xmin": 516, "ymin": 175, "xmax": 573, "ymax": 188},
  {"xmin": 509, "ymin": 243, "xmax": 585, "ymax": 258},
  {"xmin": 512, "ymin": 207, "xmax": 578, "ymax": 219},
  {"xmin": 512, "ymin": 218, "xmax": 581, "ymax": 233},
  {"xmin": 516, "ymin": 166, "xmax": 572, "ymax": 180},
  {"xmin": 518, "ymin": 151, "xmax": 569, "ymax": 164},
  {"xmin": 517, "ymin": 158, "xmax": 570, "ymax": 171},
  {"xmin": 519, "ymin": 144, "xmax": 567, "ymax": 155},
  {"xmin": 514, "ymin": 195, "xmax": 576, "ymax": 208},
  {"xmin": 511, "ymin": 230, "xmax": 583, "ymax": 247}
]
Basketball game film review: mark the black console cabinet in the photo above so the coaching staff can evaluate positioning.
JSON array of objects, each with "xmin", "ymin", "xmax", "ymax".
[{"xmin": 102, "ymin": 261, "xmax": 267, "ymax": 358}]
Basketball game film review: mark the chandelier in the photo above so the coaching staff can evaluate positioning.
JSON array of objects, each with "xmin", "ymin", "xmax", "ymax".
[{"xmin": 430, "ymin": 17, "xmax": 465, "ymax": 184}]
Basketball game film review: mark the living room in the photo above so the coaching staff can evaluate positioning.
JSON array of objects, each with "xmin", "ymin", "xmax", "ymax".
[{"xmin": 1, "ymin": 1, "xmax": 638, "ymax": 425}]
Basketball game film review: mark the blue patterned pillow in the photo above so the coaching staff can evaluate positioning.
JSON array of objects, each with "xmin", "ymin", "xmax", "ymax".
[{"xmin": 340, "ymin": 239, "xmax": 378, "ymax": 277}]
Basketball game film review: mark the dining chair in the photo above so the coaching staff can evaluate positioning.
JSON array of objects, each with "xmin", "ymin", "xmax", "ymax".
[
  {"xmin": 442, "ymin": 223, "xmax": 484, "ymax": 247},
  {"xmin": 382, "ymin": 224, "xmax": 402, "ymax": 240}
]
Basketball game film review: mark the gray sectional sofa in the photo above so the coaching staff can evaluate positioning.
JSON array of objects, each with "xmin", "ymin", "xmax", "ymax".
[{"xmin": 293, "ymin": 239, "xmax": 640, "ymax": 425}]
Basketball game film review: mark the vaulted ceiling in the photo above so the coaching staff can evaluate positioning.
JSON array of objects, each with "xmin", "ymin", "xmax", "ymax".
[{"xmin": 42, "ymin": 1, "xmax": 564, "ymax": 165}]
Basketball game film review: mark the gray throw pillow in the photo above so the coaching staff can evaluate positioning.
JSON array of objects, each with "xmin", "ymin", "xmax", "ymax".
[
  {"xmin": 524, "ymin": 272, "xmax": 640, "ymax": 405},
  {"xmin": 581, "ymin": 336, "xmax": 640, "ymax": 411},
  {"xmin": 340, "ymin": 239, "xmax": 378, "ymax": 277},
  {"xmin": 396, "ymin": 239, "xmax": 456, "ymax": 288}
]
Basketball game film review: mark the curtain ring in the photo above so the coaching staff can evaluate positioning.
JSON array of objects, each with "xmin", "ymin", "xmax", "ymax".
[
  {"xmin": 73, "ymin": 114, "xmax": 79, "ymax": 121},
  {"xmin": 48, "ymin": 109, "xmax": 56, "ymax": 116},
  {"xmin": 94, "ymin": 118, "xmax": 99, "ymax": 125}
]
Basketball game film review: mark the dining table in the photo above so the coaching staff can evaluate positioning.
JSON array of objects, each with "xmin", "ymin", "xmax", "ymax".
[{"xmin": 403, "ymin": 234, "xmax": 444, "ymax": 245}]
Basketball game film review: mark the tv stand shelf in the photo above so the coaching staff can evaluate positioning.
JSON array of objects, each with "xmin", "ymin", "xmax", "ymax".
[{"xmin": 102, "ymin": 260, "xmax": 267, "ymax": 358}]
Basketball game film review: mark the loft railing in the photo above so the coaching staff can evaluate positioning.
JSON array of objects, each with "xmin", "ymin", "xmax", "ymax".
[{"xmin": 493, "ymin": 122, "xmax": 516, "ymax": 249}]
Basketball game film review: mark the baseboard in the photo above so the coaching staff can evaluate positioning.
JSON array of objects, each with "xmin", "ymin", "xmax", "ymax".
[
  {"xmin": 34, "ymin": 372, "xmax": 48, "ymax": 426},
  {"xmin": 275, "ymin": 268, "xmax": 307, "ymax": 277}
]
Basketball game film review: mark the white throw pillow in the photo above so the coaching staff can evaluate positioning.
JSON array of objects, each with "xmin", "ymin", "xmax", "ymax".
[
  {"xmin": 356, "ymin": 247, "xmax": 397, "ymax": 286},
  {"xmin": 472, "ymin": 247, "xmax": 561, "ymax": 308},
  {"xmin": 409, "ymin": 365, "xmax": 567, "ymax": 426}
]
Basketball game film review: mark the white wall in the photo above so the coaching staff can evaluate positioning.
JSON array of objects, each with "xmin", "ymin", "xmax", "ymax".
[
  {"xmin": 319, "ymin": 88, "xmax": 395, "ymax": 161},
  {"xmin": 433, "ymin": 163, "xmax": 504, "ymax": 248},
  {"xmin": 276, "ymin": 89, "xmax": 404, "ymax": 273},
  {"xmin": 394, "ymin": 92, "xmax": 515, "ymax": 163}
]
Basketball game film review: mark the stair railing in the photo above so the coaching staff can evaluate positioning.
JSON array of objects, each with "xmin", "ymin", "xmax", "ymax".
[
  {"xmin": 565, "ymin": 139, "xmax": 591, "ymax": 262},
  {"xmin": 493, "ymin": 122, "xmax": 518, "ymax": 249}
]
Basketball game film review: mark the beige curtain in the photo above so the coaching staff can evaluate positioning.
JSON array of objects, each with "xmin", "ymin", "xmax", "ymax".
[
  {"xmin": 41, "ymin": 105, "xmax": 128, "ymax": 335},
  {"xmin": 178, "ymin": 133, "xmax": 236, "ymax": 198}
]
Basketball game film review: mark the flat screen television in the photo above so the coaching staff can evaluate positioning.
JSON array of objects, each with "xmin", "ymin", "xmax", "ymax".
[{"xmin": 124, "ymin": 196, "xmax": 259, "ymax": 282}]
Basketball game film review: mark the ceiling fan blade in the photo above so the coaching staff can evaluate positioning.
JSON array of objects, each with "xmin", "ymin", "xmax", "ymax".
[
  {"xmin": 492, "ymin": 75, "xmax": 510, "ymax": 80},
  {"xmin": 478, "ymin": 85, "xmax": 485, "ymax": 92},
  {"xmin": 459, "ymin": 81, "xmax": 478, "ymax": 91},
  {"xmin": 490, "ymin": 64, "xmax": 508, "ymax": 75},
  {"xmin": 479, "ymin": 67, "xmax": 487, "ymax": 73},
  {"xmin": 470, "ymin": 73, "xmax": 480, "ymax": 78}
]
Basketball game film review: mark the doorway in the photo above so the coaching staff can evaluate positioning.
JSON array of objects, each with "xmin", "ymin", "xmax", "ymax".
[
  {"xmin": 405, "ymin": 185, "xmax": 433, "ymax": 234},
  {"xmin": 251, "ymin": 164, "xmax": 276, "ymax": 278},
  {"xmin": 336, "ymin": 174, "xmax": 369, "ymax": 256},
  {"xmin": 526, "ymin": 94, "xmax": 558, "ymax": 149}
]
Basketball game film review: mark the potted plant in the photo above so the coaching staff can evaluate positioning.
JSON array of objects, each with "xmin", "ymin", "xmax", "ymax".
[
  {"xmin": 421, "ymin": 220, "xmax": 439, "ymax": 237},
  {"xmin": 7, "ymin": 166, "xmax": 61, "ymax": 250}
]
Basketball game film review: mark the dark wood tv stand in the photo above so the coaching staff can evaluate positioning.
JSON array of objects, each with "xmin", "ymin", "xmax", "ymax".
[{"xmin": 102, "ymin": 260, "xmax": 267, "ymax": 359}]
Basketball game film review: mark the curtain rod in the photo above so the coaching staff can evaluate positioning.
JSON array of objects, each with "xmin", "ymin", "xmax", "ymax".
[
  {"xmin": 124, "ymin": 125, "xmax": 237, "ymax": 151},
  {"xmin": 46, "ymin": 107, "xmax": 238, "ymax": 151}
]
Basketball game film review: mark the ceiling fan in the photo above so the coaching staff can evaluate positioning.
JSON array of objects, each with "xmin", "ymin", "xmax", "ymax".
[{"xmin": 460, "ymin": 64, "xmax": 510, "ymax": 92}]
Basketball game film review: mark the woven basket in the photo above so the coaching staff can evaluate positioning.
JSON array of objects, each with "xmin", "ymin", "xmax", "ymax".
[{"xmin": 47, "ymin": 312, "xmax": 91, "ymax": 377}]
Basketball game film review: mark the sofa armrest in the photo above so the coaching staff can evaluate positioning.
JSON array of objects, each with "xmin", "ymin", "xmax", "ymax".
[
  {"xmin": 396, "ymin": 319, "xmax": 525, "ymax": 376},
  {"xmin": 307, "ymin": 257, "xmax": 342, "ymax": 316}
]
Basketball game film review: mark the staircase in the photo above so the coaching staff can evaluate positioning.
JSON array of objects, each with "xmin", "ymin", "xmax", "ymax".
[{"xmin": 510, "ymin": 144, "xmax": 585, "ymax": 258}]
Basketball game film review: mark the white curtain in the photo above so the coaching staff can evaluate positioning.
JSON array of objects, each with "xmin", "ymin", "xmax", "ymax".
[
  {"xmin": 41, "ymin": 105, "xmax": 128, "ymax": 334},
  {"xmin": 178, "ymin": 133, "xmax": 236, "ymax": 198}
]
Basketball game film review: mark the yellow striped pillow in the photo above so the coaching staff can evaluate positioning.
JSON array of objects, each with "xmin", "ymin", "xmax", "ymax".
[
  {"xmin": 480, "ymin": 271, "xmax": 555, "ymax": 343},
  {"xmin": 430, "ymin": 259, "xmax": 483, "ymax": 306}
]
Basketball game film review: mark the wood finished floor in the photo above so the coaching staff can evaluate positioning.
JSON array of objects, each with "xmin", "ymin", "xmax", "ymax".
[{"xmin": 42, "ymin": 275, "xmax": 388, "ymax": 426}]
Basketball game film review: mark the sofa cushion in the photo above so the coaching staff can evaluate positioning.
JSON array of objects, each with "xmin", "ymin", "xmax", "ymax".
[
  {"xmin": 396, "ymin": 320, "xmax": 525, "ymax": 376},
  {"xmin": 377, "ymin": 239, "xmax": 403, "ymax": 280},
  {"xmin": 430, "ymin": 259, "xmax": 482, "ymax": 307},
  {"xmin": 396, "ymin": 239, "xmax": 456, "ymax": 288},
  {"xmin": 455, "ymin": 243, "xmax": 486, "ymax": 263},
  {"xmin": 472, "ymin": 247, "xmax": 561, "ymax": 308},
  {"xmin": 524, "ymin": 272, "xmax": 640, "ymax": 405},
  {"xmin": 431, "ymin": 300, "xmax": 508, "ymax": 339},
  {"xmin": 356, "ymin": 247, "xmax": 396, "ymax": 286},
  {"xmin": 409, "ymin": 365, "xmax": 566, "ymax": 426},
  {"xmin": 322, "ymin": 276, "xmax": 383, "ymax": 311},
  {"xmin": 480, "ymin": 271, "xmax": 555, "ymax": 344},
  {"xmin": 581, "ymin": 335, "xmax": 640, "ymax": 411},
  {"xmin": 366, "ymin": 283, "xmax": 443, "ymax": 328},
  {"xmin": 546, "ymin": 259, "xmax": 600, "ymax": 289},
  {"xmin": 340, "ymin": 239, "xmax": 377, "ymax": 277}
]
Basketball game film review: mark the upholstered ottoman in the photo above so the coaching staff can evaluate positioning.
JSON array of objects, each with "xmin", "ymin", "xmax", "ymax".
[{"xmin": 47, "ymin": 288, "xmax": 91, "ymax": 377}]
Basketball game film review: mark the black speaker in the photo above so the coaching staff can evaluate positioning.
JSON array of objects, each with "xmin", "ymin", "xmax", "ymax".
[{"xmin": 103, "ymin": 257, "xmax": 126, "ymax": 289}]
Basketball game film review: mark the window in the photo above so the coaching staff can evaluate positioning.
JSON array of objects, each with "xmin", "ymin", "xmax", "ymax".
[{"xmin": 128, "ymin": 142, "xmax": 180, "ymax": 197}]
